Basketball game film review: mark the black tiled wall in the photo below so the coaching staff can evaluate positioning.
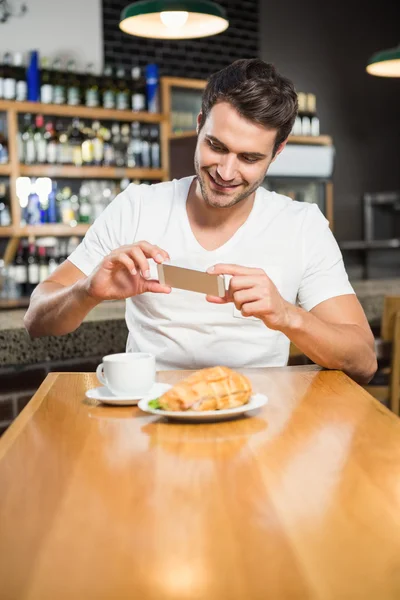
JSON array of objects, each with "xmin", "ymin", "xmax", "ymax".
[{"xmin": 103, "ymin": 0, "xmax": 259, "ymax": 78}]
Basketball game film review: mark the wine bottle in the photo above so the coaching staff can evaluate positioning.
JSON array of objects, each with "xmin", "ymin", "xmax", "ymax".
[
  {"xmin": 84, "ymin": 63, "xmax": 99, "ymax": 108},
  {"xmin": 102, "ymin": 65, "xmax": 116, "ymax": 109},
  {"xmin": 131, "ymin": 66, "xmax": 146, "ymax": 112},
  {"xmin": 40, "ymin": 57, "xmax": 53, "ymax": 104},
  {"xmin": 307, "ymin": 93, "xmax": 320, "ymax": 136},
  {"xmin": 14, "ymin": 52, "xmax": 27, "ymax": 102},
  {"xmin": 3, "ymin": 52, "xmax": 16, "ymax": 100},
  {"xmin": 66, "ymin": 60, "xmax": 81, "ymax": 106},
  {"xmin": 52, "ymin": 58, "xmax": 66, "ymax": 105},
  {"xmin": 116, "ymin": 67, "xmax": 130, "ymax": 111}
]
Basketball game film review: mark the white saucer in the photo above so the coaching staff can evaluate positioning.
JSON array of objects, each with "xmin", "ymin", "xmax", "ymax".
[
  {"xmin": 85, "ymin": 382, "xmax": 172, "ymax": 406},
  {"xmin": 138, "ymin": 393, "xmax": 268, "ymax": 422}
]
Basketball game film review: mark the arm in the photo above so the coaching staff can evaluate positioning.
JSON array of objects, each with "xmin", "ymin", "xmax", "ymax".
[
  {"xmin": 24, "ymin": 242, "xmax": 171, "ymax": 338},
  {"xmin": 280, "ymin": 294, "xmax": 377, "ymax": 384},
  {"xmin": 206, "ymin": 265, "xmax": 377, "ymax": 385}
]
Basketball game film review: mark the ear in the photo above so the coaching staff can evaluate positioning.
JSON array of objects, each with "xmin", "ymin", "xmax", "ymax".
[
  {"xmin": 196, "ymin": 112, "xmax": 202, "ymax": 135},
  {"xmin": 270, "ymin": 140, "xmax": 287, "ymax": 163}
]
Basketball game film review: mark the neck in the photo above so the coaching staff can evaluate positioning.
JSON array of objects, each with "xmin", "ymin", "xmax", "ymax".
[{"xmin": 186, "ymin": 177, "xmax": 256, "ymax": 230}]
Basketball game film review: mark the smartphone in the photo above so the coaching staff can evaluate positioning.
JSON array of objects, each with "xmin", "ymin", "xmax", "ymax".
[{"xmin": 157, "ymin": 263, "xmax": 226, "ymax": 298}]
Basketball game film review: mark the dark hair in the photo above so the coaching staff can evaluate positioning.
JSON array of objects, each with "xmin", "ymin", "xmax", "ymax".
[{"xmin": 199, "ymin": 58, "xmax": 298, "ymax": 157}]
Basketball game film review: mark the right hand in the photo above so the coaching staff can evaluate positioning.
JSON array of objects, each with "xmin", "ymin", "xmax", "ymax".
[{"xmin": 84, "ymin": 241, "xmax": 171, "ymax": 301}]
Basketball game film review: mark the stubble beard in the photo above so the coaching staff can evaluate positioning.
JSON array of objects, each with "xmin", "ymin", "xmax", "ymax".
[{"xmin": 194, "ymin": 153, "xmax": 267, "ymax": 209}]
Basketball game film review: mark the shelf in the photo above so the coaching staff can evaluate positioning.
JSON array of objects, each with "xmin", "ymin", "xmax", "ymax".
[
  {"xmin": 0, "ymin": 164, "xmax": 11, "ymax": 176},
  {"xmin": 169, "ymin": 130, "xmax": 198, "ymax": 140},
  {"xmin": 168, "ymin": 131, "xmax": 333, "ymax": 145},
  {"xmin": 19, "ymin": 165, "xmax": 165, "ymax": 180},
  {"xmin": 0, "ymin": 226, "xmax": 15, "ymax": 237},
  {"xmin": 0, "ymin": 99, "xmax": 164, "ymax": 124},
  {"xmin": 288, "ymin": 135, "xmax": 332, "ymax": 145},
  {"xmin": 17, "ymin": 224, "xmax": 90, "ymax": 237},
  {"xmin": 340, "ymin": 239, "xmax": 400, "ymax": 250}
]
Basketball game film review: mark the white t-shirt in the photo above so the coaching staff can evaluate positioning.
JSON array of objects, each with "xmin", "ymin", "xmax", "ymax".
[{"xmin": 68, "ymin": 176, "xmax": 354, "ymax": 370}]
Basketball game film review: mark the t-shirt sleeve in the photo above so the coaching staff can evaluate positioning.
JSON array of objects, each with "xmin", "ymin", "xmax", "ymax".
[
  {"xmin": 298, "ymin": 203, "xmax": 355, "ymax": 312},
  {"xmin": 67, "ymin": 186, "xmax": 140, "ymax": 276}
]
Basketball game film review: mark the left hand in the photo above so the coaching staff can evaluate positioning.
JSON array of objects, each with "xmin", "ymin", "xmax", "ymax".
[{"xmin": 206, "ymin": 264, "xmax": 291, "ymax": 331}]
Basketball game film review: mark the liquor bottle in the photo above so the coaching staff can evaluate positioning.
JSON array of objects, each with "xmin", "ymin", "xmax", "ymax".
[
  {"xmin": 307, "ymin": 94, "xmax": 320, "ymax": 137},
  {"xmin": 34, "ymin": 114, "xmax": 47, "ymax": 164},
  {"xmin": 38, "ymin": 246, "xmax": 49, "ymax": 282},
  {"xmin": 92, "ymin": 120, "xmax": 104, "ymax": 166},
  {"xmin": 84, "ymin": 63, "xmax": 99, "ymax": 108},
  {"xmin": 131, "ymin": 66, "xmax": 146, "ymax": 112},
  {"xmin": 116, "ymin": 67, "xmax": 130, "ymax": 111},
  {"xmin": 52, "ymin": 58, "xmax": 66, "ymax": 105},
  {"xmin": 59, "ymin": 186, "xmax": 74, "ymax": 224},
  {"xmin": 27, "ymin": 243, "xmax": 40, "ymax": 295},
  {"xmin": 22, "ymin": 114, "xmax": 36, "ymax": 164},
  {"xmin": 14, "ymin": 52, "xmax": 27, "ymax": 102},
  {"xmin": 66, "ymin": 60, "xmax": 81, "ymax": 106},
  {"xmin": 26, "ymin": 187, "xmax": 41, "ymax": 224},
  {"xmin": 102, "ymin": 125, "xmax": 114, "ymax": 166},
  {"xmin": 78, "ymin": 184, "xmax": 92, "ymax": 223},
  {"xmin": 69, "ymin": 118, "xmax": 84, "ymax": 166},
  {"xmin": 0, "ymin": 54, "xmax": 4, "ymax": 99},
  {"xmin": 0, "ymin": 182, "xmax": 11, "ymax": 226},
  {"xmin": 40, "ymin": 57, "xmax": 53, "ymax": 104},
  {"xmin": 47, "ymin": 245, "xmax": 58, "ymax": 275},
  {"xmin": 0, "ymin": 117, "xmax": 9, "ymax": 164},
  {"xmin": 81, "ymin": 123, "xmax": 94, "ymax": 166},
  {"xmin": 27, "ymin": 50, "xmax": 40, "ymax": 102},
  {"xmin": 130, "ymin": 121, "xmax": 142, "ymax": 167},
  {"xmin": 150, "ymin": 126, "xmax": 160, "ymax": 168},
  {"xmin": 47, "ymin": 181, "xmax": 58, "ymax": 223},
  {"xmin": 111, "ymin": 123, "xmax": 125, "ymax": 167},
  {"xmin": 102, "ymin": 65, "xmax": 116, "ymax": 109},
  {"xmin": 145, "ymin": 64, "xmax": 160, "ymax": 113},
  {"xmin": 140, "ymin": 125, "xmax": 151, "ymax": 168},
  {"xmin": 14, "ymin": 242, "xmax": 28, "ymax": 297},
  {"xmin": 121, "ymin": 123, "xmax": 130, "ymax": 159},
  {"xmin": 44, "ymin": 120, "xmax": 58, "ymax": 164},
  {"xmin": 3, "ymin": 52, "xmax": 16, "ymax": 100},
  {"xmin": 298, "ymin": 92, "xmax": 310, "ymax": 136}
]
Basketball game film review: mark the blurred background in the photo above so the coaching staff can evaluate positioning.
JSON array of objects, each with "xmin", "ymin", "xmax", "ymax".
[{"xmin": 0, "ymin": 0, "xmax": 399, "ymax": 430}]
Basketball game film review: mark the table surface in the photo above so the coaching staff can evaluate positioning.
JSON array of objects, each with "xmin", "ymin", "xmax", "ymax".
[{"xmin": 1, "ymin": 366, "xmax": 400, "ymax": 600}]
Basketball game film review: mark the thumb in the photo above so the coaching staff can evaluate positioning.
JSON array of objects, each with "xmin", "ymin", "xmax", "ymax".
[{"xmin": 145, "ymin": 280, "xmax": 172, "ymax": 294}]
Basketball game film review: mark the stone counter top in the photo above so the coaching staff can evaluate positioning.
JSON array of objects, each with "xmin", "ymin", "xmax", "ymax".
[{"xmin": 1, "ymin": 280, "xmax": 399, "ymax": 366}]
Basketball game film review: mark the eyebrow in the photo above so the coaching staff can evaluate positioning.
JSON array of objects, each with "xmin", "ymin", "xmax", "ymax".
[{"xmin": 206, "ymin": 135, "xmax": 267, "ymax": 159}]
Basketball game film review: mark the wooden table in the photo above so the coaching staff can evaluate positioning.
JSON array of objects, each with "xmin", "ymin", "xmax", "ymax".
[{"xmin": 1, "ymin": 367, "xmax": 400, "ymax": 600}]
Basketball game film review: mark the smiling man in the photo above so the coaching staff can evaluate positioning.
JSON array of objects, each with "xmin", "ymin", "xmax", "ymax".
[{"xmin": 24, "ymin": 59, "xmax": 377, "ymax": 384}]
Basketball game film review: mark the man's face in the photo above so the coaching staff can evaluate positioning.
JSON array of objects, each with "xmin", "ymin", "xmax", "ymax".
[{"xmin": 194, "ymin": 101, "xmax": 285, "ymax": 209}]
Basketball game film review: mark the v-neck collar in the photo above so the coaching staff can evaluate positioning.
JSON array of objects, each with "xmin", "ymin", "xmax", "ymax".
[{"xmin": 177, "ymin": 176, "xmax": 262, "ymax": 256}]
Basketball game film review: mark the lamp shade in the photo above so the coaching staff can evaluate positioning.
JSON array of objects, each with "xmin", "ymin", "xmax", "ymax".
[
  {"xmin": 366, "ymin": 44, "xmax": 400, "ymax": 77},
  {"xmin": 119, "ymin": 0, "xmax": 229, "ymax": 39}
]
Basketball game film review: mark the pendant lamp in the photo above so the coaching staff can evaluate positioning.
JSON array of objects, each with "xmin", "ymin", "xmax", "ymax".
[
  {"xmin": 119, "ymin": 0, "xmax": 229, "ymax": 39},
  {"xmin": 366, "ymin": 44, "xmax": 400, "ymax": 77}
]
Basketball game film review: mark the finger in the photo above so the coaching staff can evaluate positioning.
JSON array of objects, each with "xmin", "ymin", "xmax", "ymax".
[
  {"xmin": 229, "ymin": 276, "xmax": 263, "ymax": 292},
  {"xmin": 240, "ymin": 300, "xmax": 264, "ymax": 318},
  {"xmin": 135, "ymin": 241, "xmax": 170, "ymax": 263},
  {"xmin": 205, "ymin": 295, "xmax": 228, "ymax": 304},
  {"xmin": 233, "ymin": 288, "xmax": 261, "ymax": 309},
  {"xmin": 128, "ymin": 247, "xmax": 150, "ymax": 278},
  {"xmin": 145, "ymin": 280, "xmax": 172, "ymax": 294},
  {"xmin": 208, "ymin": 264, "xmax": 264, "ymax": 277},
  {"xmin": 110, "ymin": 252, "xmax": 136, "ymax": 275}
]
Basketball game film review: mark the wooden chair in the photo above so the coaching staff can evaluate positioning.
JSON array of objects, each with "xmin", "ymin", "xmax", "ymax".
[{"xmin": 365, "ymin": 296, "xmax": 400, "ymax": 415}]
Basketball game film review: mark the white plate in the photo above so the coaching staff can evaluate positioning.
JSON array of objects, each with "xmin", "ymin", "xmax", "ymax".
[
  {"xmin": 138, "ymin": 393, "xmax": 268, "ymax": 422},
  {"xmin": 85, "ymin": 382, "xmax": 172, "ymax": 406}
]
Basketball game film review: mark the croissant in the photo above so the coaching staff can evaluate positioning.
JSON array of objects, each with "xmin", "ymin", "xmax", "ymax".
[{"xmin": 159, "ymin": 366, "xmax": 252, "ymax": 411}]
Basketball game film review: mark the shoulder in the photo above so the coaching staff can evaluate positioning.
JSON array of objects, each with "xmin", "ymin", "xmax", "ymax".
[{"xmin": 257, "ymin": 186, "xmax": 326, "ymax": 227}]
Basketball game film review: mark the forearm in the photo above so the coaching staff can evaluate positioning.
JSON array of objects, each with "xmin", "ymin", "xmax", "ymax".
[
  {"xmin": 24, "ymin": 279, "xmax": 100, "ymax": 338},
  {"xmin": 280, "ymin": 304, "xmax": 377, "ymax": 384}
]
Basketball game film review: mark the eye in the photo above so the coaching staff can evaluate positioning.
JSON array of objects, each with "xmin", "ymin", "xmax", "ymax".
[
  {"xmin": 241, "ymin": 156, "xmax": 259, "ymax": 164},
  {"xmin": 207, "ymin": 139, "xmax": 224, "ymax": 152}
]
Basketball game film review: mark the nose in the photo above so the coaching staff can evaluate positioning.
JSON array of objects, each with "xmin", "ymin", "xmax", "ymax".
[{"xmin": 216, "ymin": 154, "xmax": 238, "ymax": 182}]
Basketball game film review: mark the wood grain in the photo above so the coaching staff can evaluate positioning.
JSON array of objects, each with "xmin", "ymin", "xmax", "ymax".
[{"xmin": 1, "ymin": 367, "xmax": 400, "ymax": 599}]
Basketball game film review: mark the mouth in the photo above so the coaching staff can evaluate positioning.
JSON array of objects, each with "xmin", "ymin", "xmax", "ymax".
[{"xmin": 207, "ymin": 171, "xmax": 242, "ymax": 192}]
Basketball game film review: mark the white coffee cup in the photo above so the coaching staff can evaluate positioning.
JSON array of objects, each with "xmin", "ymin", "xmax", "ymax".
[{"xmin": 96, "ymin": 352, "xmax": 155, "ymax": 397}]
